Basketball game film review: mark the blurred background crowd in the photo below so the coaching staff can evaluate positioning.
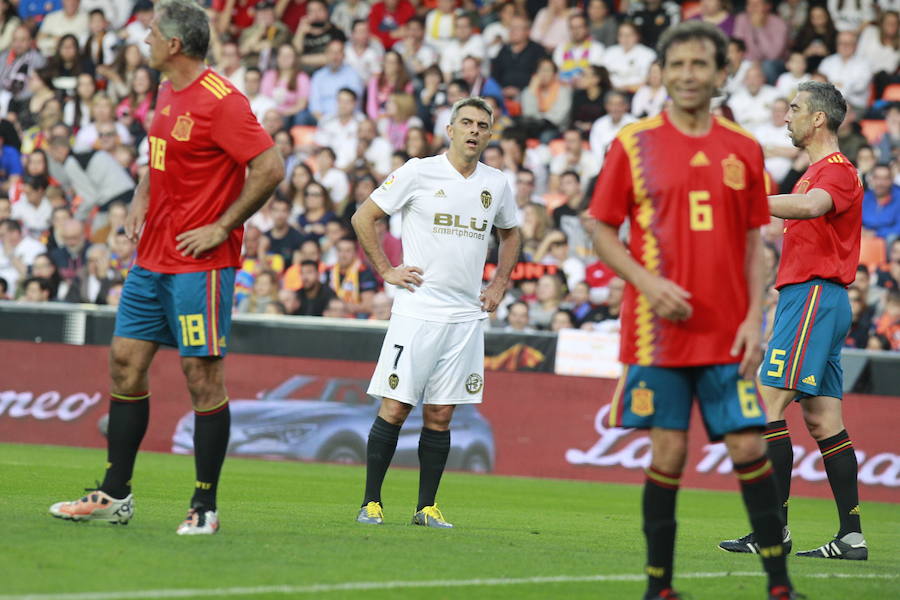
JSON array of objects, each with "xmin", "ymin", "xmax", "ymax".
[{"xmin": 0, "ymin": 0, "xmax": 898, "ymax": 351}]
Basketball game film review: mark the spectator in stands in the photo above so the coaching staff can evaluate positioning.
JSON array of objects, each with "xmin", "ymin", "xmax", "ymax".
[
  {"xmin": 14, "ymin": 68, "xmax": 56, "ymax": 133},
  {"xmin": 875, "ymin": 238, "xmax": 900, "ymax": 292},
  {"xmin": 0, "ymin": 197, "xmax": 10, "ymax": 219},
  {"xmin": 62, "ymin": 72, "xmax": 96, "ymax": 130},
  {"xmin": 354, "ymin": 118, "xmax": 393, "ymax": 180},
  {"xmin": 265, "ymin": 197, "xmax": 304, "ymax": 266},
  {"xmin": 602, "ymin": 21, "xmax": 656, "ymax": 93},
  {"xmin": 345, "ymin": 19, "xmax": 384, "ymax": 85},
  {"xmin": 122, "ymin": 0, "xmax": 153, "ymax": 56},
  {"xmin": 319, "ymin": 217, "xmax": 348, "ymax": 266},
  {"xmin": 238, "ymin": 269, "xmax": 280, "ymax": 314},
  {"xmin": 322, "ymin": 296, "xmax": 349, "ymax": 318},
  {"xmin": 876, "ymin": 103, "xmax": 900, "ymax": 164},
  {"xmin": 332, "ymin": 0, "xmax": 370, "ymax": 38},
  {"xmin": 551, "ymin": 170, "xmax": 587, "ymax": 226},
  {"xmin": 68, "ymin": 242, "xmax": 115, "ymax": 303},
  {"xmin": 520, "ymin": 57, "xmax": 571, "ymax": 142},
  {"xmin": 49, "ymin": 218, "xmax": 87, "ymax": 292},
  {"xmin": 733, "ymin": 0, "xmax": 789, "ymax": 82},
  {"xmin": 326, "ymin": 236, "xmax": 377, "ymax": 317},
  {"xmin": 367, "ymin": 0, "xmax": 415, "ymax": 50},
  {"xmin": 550, "ymin": 309, "xmax": 576, "ymax": 332},
  {"xmin": 777, "ymin": 0, "xmax": 807, "ymax": 33},
  {"xmin": 431, "ymin": 78, "xmax": 469, "ymax": 146},
  {"xmin": 341, "ymin": 173, "xmax": 376, "ymax": 223},
  {"xmin": 366, "ymin": 49, "xmax": 412, "ymax": 119},
  {"xmin": 531, "ymin": 0, "xmax": 571, "ymax": 52},
  {"xmin": 12, "ymin": 174, "xmax": 52, "ymax": 238},
  {"xmin": 581, "ymin": 275, "xmax": 624, "ymax": 327},
  {"xmin": 857, "ymin": 145, "xmax": 876, "ymax": 183},
  {"xmin": 571, "ymin": 65, "xmax": 611, "ymax": 136},
  {"xmin": 239, "ymin": 1, "xmax": 291, "ymax": 72},
  {"xmin": 875, "ymin": 288, "xmax": 900, "ymax": 349},
  {"xmin": 440, "ymin": 14, "xmax": 487, "ymax": 82},
  {"xmin": 587, "ymin": 0, "xmax": 618, "ymax": 47},
  {"xmin": 792, "ymin": 5, "xmax": 837, "ymax": 74},
  {"xmin": 214, "ymin": 41, "xmax": 246, "ymax": 96},
  {"xmin": 837, "ymin": 103, "xmax": 868, "ymax": 162},
  {"xmin": 529, "ymin": 273, "xmax": 564, "ymax": 330},
  {"xmin": 754, "ymin": 98, "xmax": 798, "ymax": 186},
  {"xmin": 589, "ymin": 90, "xmax": 636, "ymax": 161},
  {"xmin": 242, "ymin": 67, "xmax": 277, "ymax": 124},
  {"xmin": 521, "ymin": 202, "xmax": 552, "ymax": 260},
  {"xmin": 292, "ymin": 0, "xmax": 345, "ymax": 73},
  {"xmin": 492, "ymin": 15, "xmax": 548, "ymax": 101},
  {"xmin": 550, "ymin": 131, "xmax": 600, "ymax": 193},
  {"xmin": 45, "ymin": 34, "xmax": 93, "ymax": 97},
  {"xmin": 0, "ymin": 0, "xmax": 20, "ymax": 54},
  {"xmin": 36, "ymin": 0, "xmax": 87, "ymax": 57},
  {"xmin": 262, "ymin": 43, "xmax": 313, "ymax": 126},
  {"xmin": 484, "ymin": 1, "xmax": 516, "ymax": 59},
  {"xmin": 827, "ymin": 0, "xmax": 875, "ymax": 33},
  {"xmin": 845, "ymin": 284, "xmax": 874, "ymax": 347},
  {"xmin": 423, "ymin": 0, "xmax": 459, "ymax": 52},
  {"xmin": 47, "ymin": 131, "xmax": 134, "ymax": 222},
  {"xmin": 44, "ymin": 206, "xmax": 70, "ymax": 252},
  {"xmin": 262, "ymin": 108, "xmax": 287, "ymax": 138},
  {"xmin": 534, "ymin": 229, "xmax": 586, "ymax": 292},
  {"xmin": 553, "ymin": 13, "xmax": 605, "ymax": 85},
  {"xmin": 315, "ymin": 146, "xmax": 350, "ymax": 205},
  {"xmin": 115, "ymin": 64, "xmax": 155, "ymax": 134},
  {"xmin": 95, "ymin": 44, "xmax": 143, "ymax": 103},
  {"xmin": 0, "ymin": 218, "xmax": 45, "ymax": 292},
  {"xmin": 631, "ymin": 61, "xmax": 667, "ymax": 118},
  {"xmin": 514, "ymin": 169, "xmax": 540, "ymax": 223},
  {"xmin": 692, "ymin": 0, "xmax": 736, "ymax": 37},
  {"xmin": 393, "ymin": 16, "xmax": 437, "ymax": 77},
  {"xmin": 460, "ymin": 56, "xmax": 504, "ymax": 109},
  {"xmin": 723, "ymin": 36, "xmax": 751, "ymax": 96},
  {"xmin": 296, "ymin": 259, "xmax": 336, "ymax": 315},
  {"xmin": 309, "ymin": 40, "xmax": 364, "ymax": 122},
  {"xmin": 369, "ymin": 291, "xmax": 392, "ymax": 320},
  {"xmin": 20, "ymin": 276, "xmax": 51, "ymax": 302},
  {"xmin": 0, "ymin": 127, "xmax": 22, "ymax": 196},
  {"xmin": 727, "ymin": 62, "xmax": 780, "ymax": 131},
  {"xmin": 0, "ymin": 25, "xmax": 45, "ymax": 100},
  {"xmin": 403, "ymin": 126, "xmax": 429, "ymax": 159},
  {"xmin": 415, "ymin": 64, "xmax": 446, "ymax": 132},
  {"xmin": 30, "ymin": 251, "xmax": 61, "ymax": 299},
  {"xmin": 629, "ymin": 0, "xmax": 681, "ymax": 49},
  {"xmin": 0, "ymin": 275, "xmax": 7, "ymax": 299},
  {"xmin": 775, "ymin": 51, "xmax": 810, "ymax": 100},
  {"xmin": 81, "ymin": 9, "xmax": 115, "ymax": 69},
  {"xmin": 281, "ymin": 162, "xmax": 312, "ymax": 220},
  {"xmin": 819, "ymin": 31, "xmax": 872, "ymax": 110},
  {"xmin": 504, "ymin": 299, "xmax": 534, "ymax": 333},
  {"xmin": 857, "ymin": 10, "xmax": 900, "ymax": 99},
  {"xmin": 315, "ymin": 88, "xmax": 363, "ymax": 170},
  {"xmin": 863, "ymin": 163, "xmax": 900, "ymax": 242},
  {"xmin": 298, "ymin": 181, "xmax": 337, "ymax": 241}
]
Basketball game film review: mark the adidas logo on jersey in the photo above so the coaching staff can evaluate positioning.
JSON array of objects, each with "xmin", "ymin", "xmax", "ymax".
[
  {"xmin": 689, "ymin": 151, "xmax": 710, "ymax": 167},
  {"xmin": 434, "ymin": 189, "xmax": 446, "ymax": 198},
  {"xmin": 802, "ymin": 374, "xmax": 817, "ymax": 386}
]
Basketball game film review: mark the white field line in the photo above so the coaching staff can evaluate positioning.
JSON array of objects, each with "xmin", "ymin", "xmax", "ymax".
[{"xmin": 0, "ymin": 571, "xmax": 896, "ymax": 600}]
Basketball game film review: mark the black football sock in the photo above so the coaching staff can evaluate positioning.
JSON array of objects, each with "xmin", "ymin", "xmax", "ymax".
[
  {"xmin": 764, "ymin": 420, "xmax": 793, "ymax": 524},
  {"xmin": 362, "ymin": 416, "xmax": 401, "ymax": 506},
  {"xmin": 417, "ymin": 427, "xmax": 450, "ymax": 511},
  {"xmin": 643, "ymin": 466, "xmax": 680, "ymax": 597},
  {"xmin": 100, "ymin": 392, "xmax": 150, "ymax": 499},
  {"xmin": 817, "ymin": 430, "xmax": 862, "ymax": 537},
  {"xmin": 734, "ymin": 456, "xmax": 791, "ymax": 590},
  {"xmin": 190, "ymin": 399, "xmax": 230, "ymax": 511}
]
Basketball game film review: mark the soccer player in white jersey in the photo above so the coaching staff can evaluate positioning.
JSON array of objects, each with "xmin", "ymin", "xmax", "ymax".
[{"xmin": 351, "ymin": 97, "xmax": 522, "ymax": 528}]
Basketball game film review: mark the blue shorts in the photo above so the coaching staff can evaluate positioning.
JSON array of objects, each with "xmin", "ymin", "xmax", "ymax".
[
  {"xmin": 606, "ymin": 364, "xmax": 767, "ymax": 442},
  {"xmin": 759, "ymin": 279, "xmax": 849, "ymax": 399},
  {"xmin": 114, "ymin": 265, "xmax": 235, "ymax": 357}
]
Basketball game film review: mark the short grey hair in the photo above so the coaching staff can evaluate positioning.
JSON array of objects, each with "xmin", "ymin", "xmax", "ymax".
[
  {"xmin": 449, "ymin": 96, "xmax": 494, "ymax": 127},
  {"xmin": 157, "ymin": 0, "xmax": 209, "ymax": 60},
  {"xmin": 797, "ymin": 81, "xmax": 846, "ymax": 133}
]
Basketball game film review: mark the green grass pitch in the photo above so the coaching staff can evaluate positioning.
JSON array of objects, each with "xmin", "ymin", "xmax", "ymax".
[{"xmin": 1, "ymin": 443, "xmax": 897, "ymax": 600}]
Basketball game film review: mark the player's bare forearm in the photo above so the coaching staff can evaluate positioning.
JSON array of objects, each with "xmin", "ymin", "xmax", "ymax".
[
  {"xmin": 744, "ymin": 229, "xmax": 765, "ymax": 320},
  {"xmin": 481, "ymin": 227, "xmax": 521, "ymax": 312},
  {"xmin": 768, "ymin": 188, "xmax": 833, "ymax": 219},
  {"xmin": 125, "ymin": 174, "xmax": 150, "ymax": 242},
  {"xmin": 216, "ymin": 146, "xmax": 284, "ymax": 232},
  {"xmin": 352, "ymin": 198, "xmax": 424, "ymax": 292},
  {"xmin": 592, "ymin": 222, "xmax": 652, "ymax": 290}
]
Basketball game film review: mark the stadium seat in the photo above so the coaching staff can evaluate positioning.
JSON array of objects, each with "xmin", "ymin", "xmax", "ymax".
[
  {"xmin": 860, "ymin": 119, "xmax": 888, "ymax": 144},
  {"xmin": 290, "ymin": 125, "xmax": 317, "ymax": 148},
  {"xmin": 882, "ymin": 83, "xmax": 900, "ymax": 101},
  {"xmin": 859, "ymin": 236, "xmax": 887, "ymax": 271}
]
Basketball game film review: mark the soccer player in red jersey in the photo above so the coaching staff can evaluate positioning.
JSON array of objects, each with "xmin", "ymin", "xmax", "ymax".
[
  {"xmin": 720, "ymin": 82, "xmax": 867, "ymax": 560},
  {"xmin": 49, "ymin": 0, "xmax": 284, "ymax": 534},
  {"xmin": 589, "ymin": 22, "xmax": 797, "ymax": 600}
]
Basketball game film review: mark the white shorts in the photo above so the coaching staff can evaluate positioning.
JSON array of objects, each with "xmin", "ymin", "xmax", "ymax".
[{"xmin": 367, "ymin": 314, "xmax": 486, "ymax": 406}]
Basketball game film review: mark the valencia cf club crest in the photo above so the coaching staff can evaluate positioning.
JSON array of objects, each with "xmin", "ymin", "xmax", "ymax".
[
  {"xmin": 388, "ymin": 373, "xmax": 399, "ymax": 390},
  {"xmin": 465, "ymin": 373, "xmax": 483, "ymax": 394},
  {"xmin": 171, "ymin": 114, "xmax": 195, "ymax": 142},
  {"xmin": 631, "ymin": 386, "xmax": 654, "ymax": 417},
  {"xmin": 480, "ymin": 189, "xmax": 492, "ymax": 210},
  {"xmin": 721, "ymin": 154, "xmax": 746, "ymax": 190}
]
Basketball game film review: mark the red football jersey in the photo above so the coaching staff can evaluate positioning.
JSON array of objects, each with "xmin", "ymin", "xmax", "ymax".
[
  {"xmin": 775, "ymin": 152, "xmax": 862, "ymax": 289},
  {"xmin": 590, "ymin": 112, "xmax": 771, "ymax": 367},
  {"xmin": 137, "ymin": 69, "xmax": 274, "ymax": 274}
]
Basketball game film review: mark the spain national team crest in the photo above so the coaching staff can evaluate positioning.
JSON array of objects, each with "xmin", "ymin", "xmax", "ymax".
[
  {"xmin": 171, "ymin": 114, "xmax": 195, "ymax": 142},
  {"xmin": 388, "ymin": 373, "xmax": 399, "ymax": 390},
  {"xmin": 465, "ymin": 373, "xmax": 483, "ymax": 394},
  {"xmin": 631, "ymin": 386, "xmax": 655, "ymax": 417},
  {"xmin": 721, "ymin": 154, "xmax": 746, "ymax": 190},
  {"xmin": 480, "ymin": 189, "xmax": 492, "ymax": 210}
]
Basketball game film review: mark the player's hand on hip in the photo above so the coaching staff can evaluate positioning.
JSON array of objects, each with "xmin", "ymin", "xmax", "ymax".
[
  {"xmin": 176, "ymin": 223, "xmax": 229, "ymax": 258},
  {"xmin": 731, "ymin": 317, "xmax": 763, "ymax": 379},
  {"xmin": 641, "ymin": 275, "xmax": 692, "ymax": 321},
  {"xmin": 384, "ymin": 264, "xmax": 423, "ymax": 292},
  {"xmin": 480, "ymin": 281, "xmax": 504, "ymax": 313}
]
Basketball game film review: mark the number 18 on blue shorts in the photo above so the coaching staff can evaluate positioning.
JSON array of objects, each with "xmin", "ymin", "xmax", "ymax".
[{"xmin": 114, "ymin": 265, "xmax": 235, "ymax": 357}]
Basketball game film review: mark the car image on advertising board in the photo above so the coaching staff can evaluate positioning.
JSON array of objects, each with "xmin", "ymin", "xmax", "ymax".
[{"xmin": 171, "ymin": 375, "xmax": 496, "ymax": 472}]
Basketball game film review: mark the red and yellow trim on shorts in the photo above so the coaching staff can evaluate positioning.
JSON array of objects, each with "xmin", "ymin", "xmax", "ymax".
[
  {"xmin": 606, "ymin": 365, "xmax": 630, "ymax": 428},
  {"xmin": 206, "ymin": 269, "xmax": 220, "ymax": 357},
  {"xmin": 785, "ymin": 284, "xmax": 822, "ymax": 388}
]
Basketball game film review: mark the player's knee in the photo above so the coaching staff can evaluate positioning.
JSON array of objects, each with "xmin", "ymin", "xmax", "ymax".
[
  {"xmin": 802, "ymin": 410, "xmax": 842, "ymax": 441},
  {"xmin": 724, "ymin": 430, "xmax": 766, "ymax": 464},
  {"xmin": 108, "ymin": 345, "xmax": 143, "ymax": 391},
  {"xmin": 181, "ymin": 359, "xmax": 222, "ymax": 402},
  {"xmin": 423, "ymin": 406, "xmax": 453, "ymax": 431},
  {"xmin": 650, "ymin": 433, "xmax": 688, "ymax": 473},
  {"xmin": 378, "ymin": 398, "xmax": 412, "ymax": 425}
]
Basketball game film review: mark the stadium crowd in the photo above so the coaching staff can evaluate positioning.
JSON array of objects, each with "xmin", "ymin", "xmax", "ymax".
[{"xmin": 0, "ymin": 0, "xmax": 898, "ymax": 350}]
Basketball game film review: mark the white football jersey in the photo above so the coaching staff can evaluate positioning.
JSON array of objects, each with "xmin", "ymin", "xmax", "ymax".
[{"xmin": 370, "ymin": 154, "xmax": 518, "ymax": 323}]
